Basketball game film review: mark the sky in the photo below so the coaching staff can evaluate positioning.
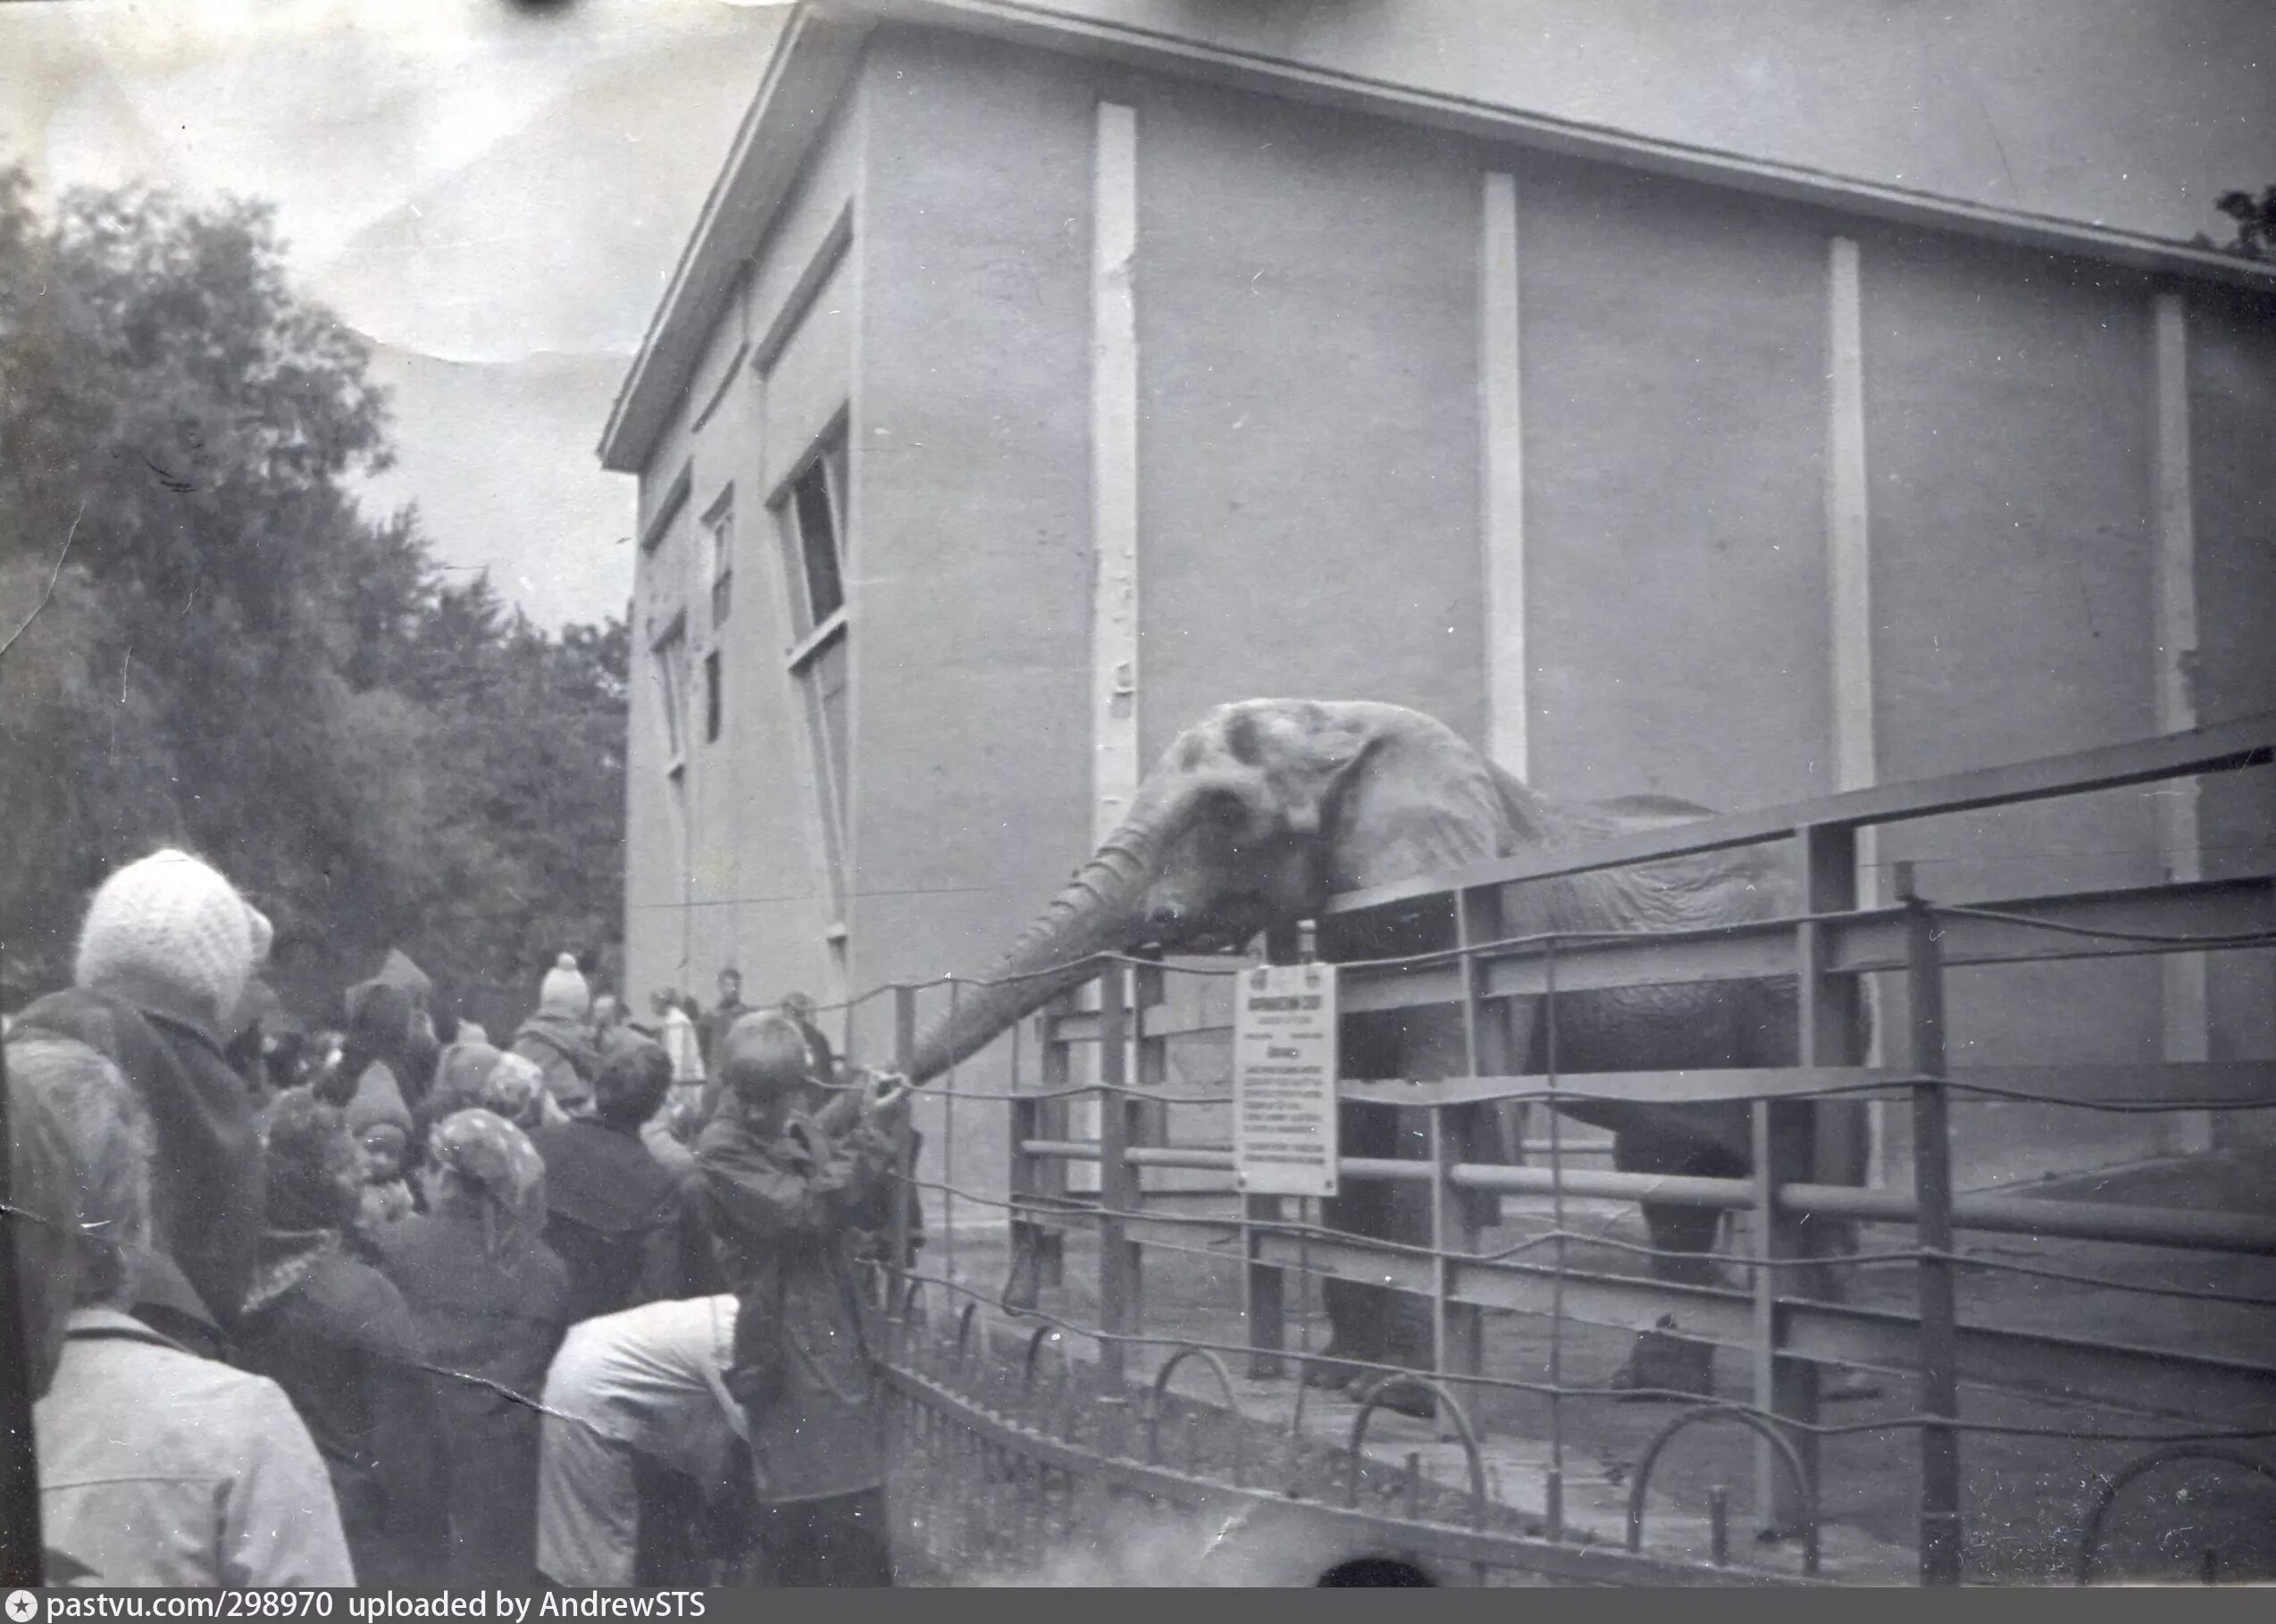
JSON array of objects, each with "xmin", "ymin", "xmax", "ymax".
[{"xmin": 1, "ymin": 0, "xmax": 791, "ymax": 629}]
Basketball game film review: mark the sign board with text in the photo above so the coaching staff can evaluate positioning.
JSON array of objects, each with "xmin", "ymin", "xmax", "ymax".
[{"xmin": 1233, "ymin": 961, "xmax": 1340, "ymax": 1198}]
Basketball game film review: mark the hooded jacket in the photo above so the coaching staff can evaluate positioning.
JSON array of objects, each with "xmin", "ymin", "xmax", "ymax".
[
  {"xmin": 13, "ymin": 985, "xmax": 263, "ymax": 1332},
  {"xmin": 509, "ymin": 1012, "xmax": 600, "ymax": 1116}
]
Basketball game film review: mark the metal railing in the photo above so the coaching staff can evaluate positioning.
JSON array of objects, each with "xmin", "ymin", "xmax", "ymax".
[{"xmin": 850, "ymin": 711, "xmax": 2276, "ymax": 1586}]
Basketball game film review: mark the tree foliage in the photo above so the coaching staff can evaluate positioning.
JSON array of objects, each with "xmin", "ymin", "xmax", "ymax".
[
  {"xmin": 2193, "ymin": 184, "xmax": 2276, "ymax": 261},
  {"xmin": 0, "ymin": 165, "xmax": 624, "ymax": 1009}
]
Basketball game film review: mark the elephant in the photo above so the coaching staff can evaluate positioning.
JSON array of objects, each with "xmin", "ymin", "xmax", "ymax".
[{"xmin": 905, "ymin": 699, "xmax": 1868, "ymax": 1406}]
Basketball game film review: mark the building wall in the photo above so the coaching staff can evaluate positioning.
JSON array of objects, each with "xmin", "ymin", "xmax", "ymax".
[
  {"xmin": 2190, "ymin": 289, "xmax": 2276, "ymax": 1136},
  {"xmin": 624, "ymin": 23, "xmax": 2276, "ymax": 1217},
  {"xmin": 1515, "ymin": 156, "xmax": 1834, "ymax": 809},
  {"xmin": 1129, "ymin": 73, "xmax": 1485, "ymax": 754},
  {"xmin": 845, "ymin": 29, "xmax": 1100, "ymax": 1199},
  {"xmin": 1858, "ymin": 232, "xmax": 2174, "ymax": 1179},
  {"xmin": 624, "ymin": 99, "xmax": 869, "ymax": 1017}
]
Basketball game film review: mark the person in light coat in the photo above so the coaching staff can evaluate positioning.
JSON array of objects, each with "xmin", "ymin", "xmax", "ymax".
[{"xmin": 19, "ymin": 1035, "xmax": 355, "ymax": 1587}]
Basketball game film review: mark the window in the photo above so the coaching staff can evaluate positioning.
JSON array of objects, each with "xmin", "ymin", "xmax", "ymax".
[
  {"xmin": 704, "ymin": 649, "xmax": 723, "ymax": 743},
  {"xmin": 774, "ymin": 429, "xmax": 853, "ymax": 921},
  {"xmin": 778, "ymin": 438, "xmax": 849, "ymax": 638},
  {"xmin": 651, "ymin": 614, "xmax": 690, "ymax": 770},
  {"xmin": 707, "ymin": 495, "xmax": 734, "ymax": 626}
]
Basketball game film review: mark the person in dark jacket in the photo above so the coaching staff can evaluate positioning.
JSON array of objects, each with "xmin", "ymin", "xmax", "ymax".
[
  {"xmin": 378, "ymin": 1109, "xmax": 573, "ymax": 1586},
  {"xmin": 698, "ymin": 1011, "xmax": 909, "ymax": 1587},
  {"xmin": 318, "ymin": 980, "xmax": 414, "ymax": 1114},
  {"xmin": 12, "ymin": 848, "xmax": 272, "ymax": 1343},
  {"xmin": 234, "ymin": 1089, "xmax": 450, "ymax": 1586},
  {"xmin": 512, "ymin": 954, "xmax": 600, "ymax": 1117},
  {"xmin": 695, "ymin": 967, "xmax": 750, "ymax": 1078},
  {"xmin": 527, "ymin": 1032, "xmax": 686, "ymax": 1323}
]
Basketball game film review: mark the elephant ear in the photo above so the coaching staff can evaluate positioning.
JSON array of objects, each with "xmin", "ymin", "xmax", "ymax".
[{"xmin": 1302, "ymin": 704, "xmax": 1517, "ymax": 893}]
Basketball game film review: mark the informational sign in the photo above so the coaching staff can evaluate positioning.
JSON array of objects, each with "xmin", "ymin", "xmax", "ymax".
[{"xmin": 1233, "ymin": 961, "xmax": 1340, "ymax": 1198}]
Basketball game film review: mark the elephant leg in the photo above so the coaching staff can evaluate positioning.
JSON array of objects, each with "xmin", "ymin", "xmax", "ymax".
[
  {"xmin": 1314, "ymin": 1100, "xmax": 1399, "ymax": 1383},
  {"xmin": 1803, "ymin": 1097, "xmax": 1871, "ymax": 1305},
  {"xmin": 1606, "ymin": 1134, "xmax": 1730, "ymax": 1400}
]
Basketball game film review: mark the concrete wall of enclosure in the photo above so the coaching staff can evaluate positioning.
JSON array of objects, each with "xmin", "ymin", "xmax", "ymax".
[{"xmin": 615, "ymin": 16, "xmax": 2276, "ymax": 1227}]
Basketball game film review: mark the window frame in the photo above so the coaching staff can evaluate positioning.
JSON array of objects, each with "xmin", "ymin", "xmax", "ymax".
[
  {"xmin": 705, "ymin": 488, "xmax": 735, "ymax": 628},
  {"xmin": 650, "ymin": 609, "xmax": 691, "ymax": 778},
  {"xmin": 769, "ymin": 418, "xmax": 855, "ymax": 929}
]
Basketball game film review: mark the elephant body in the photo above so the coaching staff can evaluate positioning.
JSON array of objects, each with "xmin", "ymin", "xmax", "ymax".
[{"xmin": 908, "ymin": 700, "xmax": 1864, "ymax": 1399}]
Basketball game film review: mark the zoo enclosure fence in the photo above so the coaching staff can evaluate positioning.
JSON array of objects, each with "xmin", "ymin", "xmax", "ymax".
[{"xmin": 834, "ymin": 711, "xmax": 2276, "ymax": 1586}]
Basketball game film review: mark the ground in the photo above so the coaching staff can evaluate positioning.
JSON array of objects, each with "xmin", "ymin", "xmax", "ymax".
[{"xmin": 888, "ymin": 1146, "xmax": 2276, "ymax": 1586}]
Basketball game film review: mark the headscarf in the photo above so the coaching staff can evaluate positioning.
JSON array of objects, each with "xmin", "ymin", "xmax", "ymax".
[
  {"xmin": 426, "ymin": 1108, "xmax": 548, "ymax": 1256},
  {"xmin": 425, "ymin": 1039, "xmax": 504, "ymax": 1125},
  {"xmin": 480, "ymin": 1051, "xmax": 565, "ymax": 1131}
]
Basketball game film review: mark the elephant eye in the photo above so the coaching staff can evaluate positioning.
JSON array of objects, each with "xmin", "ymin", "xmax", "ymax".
[{"xmin": 1201, "ymin": 789, "xmax": 1248, "ymax": 828}]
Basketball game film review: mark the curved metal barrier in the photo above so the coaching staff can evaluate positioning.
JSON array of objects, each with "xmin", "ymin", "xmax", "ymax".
[
  {"xmin": 1145, "ymin": 1344, "xmax": 1249, "ymax": 1482},
  {"xmin": 1624, "ymin": 1402, "xmax": 1821, "ymax": 1577},
  {"xmin": 2072, "ymin": 1444, "xmax": 2276, "ymax": 1586},
  {"xmin": 1343, "ymin": 1376, "xmax": 1489, "ymax": 1532},
  {"xmin": 877, "ymin": 1298, "xmax": 1825, "ymax": 1587}
]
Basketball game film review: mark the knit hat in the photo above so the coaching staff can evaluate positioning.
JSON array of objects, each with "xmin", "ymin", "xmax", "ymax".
[
  {"xmin": 374, "ymin": 949, "xmax": 433, "ymax": 1009},
  {"xmin": 74, "ymin": 850, "xmax": 273, "ymax": 1041},
  {"xmin": 538, "ymin": 953, "xmax": 590, "ymax": 1021},
  {"xmin": 346, "ymin": 1061, "xmax": 414, "ymax": 1141},
  {"xmin": 427, "ymin": 1041, "xmax": 504, "ymax": 1125},
  {"xmin": 262, "ymin": 1089, "xmax": 359, "ymax": 1231}
]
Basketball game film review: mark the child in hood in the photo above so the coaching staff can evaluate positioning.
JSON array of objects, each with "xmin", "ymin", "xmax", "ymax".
[
  {"xmin": 347, "ymin": 1068, "xmax": 418, "ymax": 1243},
  {"xmin": 511, "ymin": 954, "xmax": 600, "ymax": 1117}
]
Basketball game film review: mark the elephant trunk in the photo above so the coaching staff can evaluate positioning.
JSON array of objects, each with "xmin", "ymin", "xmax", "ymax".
[{"xmin": 906, "ymin": 822, "xmax": 1161, "ymax": 1084}]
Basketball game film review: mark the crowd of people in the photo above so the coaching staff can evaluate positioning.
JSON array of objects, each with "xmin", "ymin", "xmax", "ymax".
[{"xmin": 4, "ymin": 848, "xmax": 920, "ymax": 1588}]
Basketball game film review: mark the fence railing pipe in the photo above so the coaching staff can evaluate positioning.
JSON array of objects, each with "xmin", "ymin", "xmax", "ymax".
[{"xmin": 1011, "ymin": 1142, "xmax": 2276, "ymax": 1252}]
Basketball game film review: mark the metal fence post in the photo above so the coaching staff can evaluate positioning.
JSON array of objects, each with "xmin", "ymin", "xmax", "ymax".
[
  {"xmin": 1096, "ymin": 962, "xmax": 1136, "ymax": 1393},
  {"xmin": 1034, "ymin": 1005, "xmax": 1073, "ymax": 1289},
  {"xmin": 1426, "ymin": 1101, "xmax": 1480, "ymax": 1441},
  {"xmin": 1749, "ymin": 1097, "xmax": 1819, "ymax": 1537},
  {"xmin": 891, "ymin": 984, "xmax": 918, "ymax": 1307},
  {"xmin": 1749, "ymin": 824, "xmax": 1858, "ymax": 1533},
  {"xmin": 1245, "ymin": 923, "xmax": 1299, "ymax": 1378},
  {"xmin": 1132, "ymin": 951, "xmax": 1167, "ymax": 1337},
  {"xmin": 1008, "ymin": 1082, "xmax": 1043, "ymax": 1313},
  {"xmin": 1435, "ymin": 884, "xmax": 1500, "ymax": 1441},
  {"xmin": 1897, "ymin": 860, "xmax": 1962, "ymax": 1586}
]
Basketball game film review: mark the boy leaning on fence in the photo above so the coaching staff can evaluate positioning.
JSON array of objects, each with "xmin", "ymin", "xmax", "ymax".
[{"xmin": 694, "ymin": 1010, "xmax": 911, "ymax": 1586}]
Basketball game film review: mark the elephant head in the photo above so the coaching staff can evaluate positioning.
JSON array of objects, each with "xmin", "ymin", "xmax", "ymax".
[{"xmin": 906, "ymin": 699, "xmax": 1527, "ymax": 1082}]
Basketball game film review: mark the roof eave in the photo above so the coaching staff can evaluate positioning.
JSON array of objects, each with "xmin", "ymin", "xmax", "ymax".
[
  {"xmin": 598, "ymin": 3, "xmax": 874, "ymax": 475},
  {"xmin": 860, "ymin": 0, "xmax": 2276, "ymax": 296},
  {"xmin": 603, "ymin": 0, "xmax": 2276, "ymax": 475}
]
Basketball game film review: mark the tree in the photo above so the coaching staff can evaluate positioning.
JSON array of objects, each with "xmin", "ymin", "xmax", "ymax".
[
  {"xmin": 2192, "ymin": 184, "xmax": 2276, "ymax": 260},
  {"xmin": 1, "ymin": 164, "xmax": 625, "ymax": 1007}
]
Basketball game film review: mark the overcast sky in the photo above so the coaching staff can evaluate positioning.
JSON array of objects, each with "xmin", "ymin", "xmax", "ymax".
[{"xmin": 2, "ymin": 0, "xmax": 790, "ymax": 630}]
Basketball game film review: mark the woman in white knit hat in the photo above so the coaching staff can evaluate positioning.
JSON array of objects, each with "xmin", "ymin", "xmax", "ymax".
[{"xmin": 13, "ymin": 848, "xmax": 273, "ymax": 1342}]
